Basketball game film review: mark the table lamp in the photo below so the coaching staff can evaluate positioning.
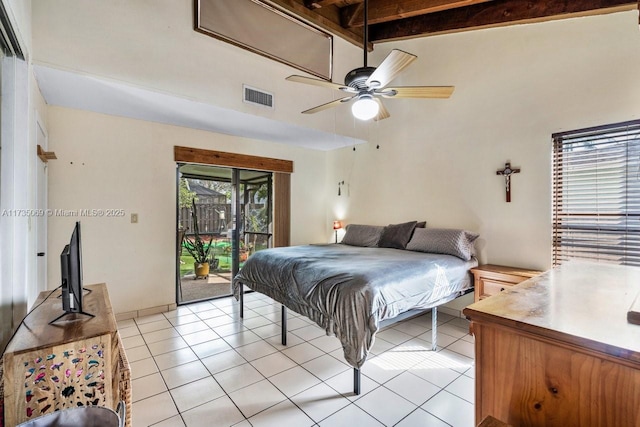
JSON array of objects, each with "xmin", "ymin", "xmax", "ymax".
[{"xmin": 333, "ymin": 220, "xmax": 342, "ymax": 243}]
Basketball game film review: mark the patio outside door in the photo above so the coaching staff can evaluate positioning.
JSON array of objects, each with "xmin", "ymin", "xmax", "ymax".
[{"xmin": 176, "ymin": 164, "xmax": 272, "ymax": 304}]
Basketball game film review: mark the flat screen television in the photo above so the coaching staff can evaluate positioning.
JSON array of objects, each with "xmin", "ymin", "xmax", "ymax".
[{"xmin": 51, "ymin": 221, "xmax": 93, "ymax": 323}]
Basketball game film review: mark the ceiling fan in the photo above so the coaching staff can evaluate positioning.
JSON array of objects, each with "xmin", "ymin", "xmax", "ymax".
[{"xmin": 286, "ymin": 0, "xmax": 454, "ymax": 121}]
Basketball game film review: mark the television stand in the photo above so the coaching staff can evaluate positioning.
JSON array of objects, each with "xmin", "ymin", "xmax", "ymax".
[{"xmin": 3, "ymin": 283, "xmax": 130, "ymax": 426}]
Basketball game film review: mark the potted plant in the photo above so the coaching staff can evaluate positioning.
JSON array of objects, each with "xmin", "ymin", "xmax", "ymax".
[{"xmin": 183, "ymin": 200, "xmax": 214, "ymax": 279}]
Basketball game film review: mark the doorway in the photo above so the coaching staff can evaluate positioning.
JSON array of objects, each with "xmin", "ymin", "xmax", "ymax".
[{"xmin": 176, "ymin": 163, "xmax": 273, "ymax": 304}]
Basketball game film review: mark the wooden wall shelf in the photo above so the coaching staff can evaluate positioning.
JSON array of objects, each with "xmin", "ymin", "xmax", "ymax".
[{"xmin": 37, "ymin": 144, "xmax": 57, "ymax": 162}]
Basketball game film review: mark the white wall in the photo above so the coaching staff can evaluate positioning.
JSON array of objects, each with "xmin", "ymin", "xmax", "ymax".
[
  {"xmin": 46, "ymin": 106, "xmax": 327, "ymax": 314},
  {"xmin": 31, "ymin": 0, "xmax": 371, "ymax": 141},
  {"xmin": 327, "ymin": 11, "xmax": 640, "ymax": 278}
]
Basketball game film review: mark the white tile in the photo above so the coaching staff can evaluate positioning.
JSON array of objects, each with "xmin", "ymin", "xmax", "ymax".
[
  {"xmin": 195, "ymin": 308, "xmax": 226, "ymax": 320},
  {"xmin": 132, "ymin": 372, "xmax": 167, "ymax": 402},
  {"xmin": 368, "ymin": 337, "xmax": 396, "ymax": 355},
  {"xmin": 187, "ymin": 301, "xmax": 216, "ymax": 312},
  {"xmin": 375, "ymin": 328, "xmax": 413, "ymax": 345},
  {"xmin": 250, "ymin": 352, "xmax": 297, "ymax": 378},
  {"xmin": 360, "ymin": 352, "xmax": 414, "ymax": 384},
  {"xmin": 136, "ymin": 313, "xmax": 167, "ymax": 325},
  {"xmin": 228, "ymin": 379, "xmax": 287, "ymax": 418},
  {"xmin": 395, "ymin": 408, "xmax": 450, "ymax": 427},
  {"xmin": 147, "ymin": 337, "xmax": 189, "ymax": 356},
  {"xmin": 354, "ymin": 385, "xmax": 417, "ymax": 426},
  {"xmin": 264, "ymin": 333, "xmax": 304, "ymax": 350},
  {"xmin": 138, "ymin": 319, "xmax": 174, "ymax": 333},
  {"xmin": 190, "ymin": 337, "xmax": 233, "ymax": 359},
  {"xmin": 143, "ymin": 328, "xmax": 181, "ymax": 344},
  {"xmin": 163, "ymin": 307, "xmax": 195, "ymax": 319},
  {"xmin": 168, "ymin": 313, "xmax": 201, "ymax": 326},
  {"xmin": 241, "ymin": 315, "xmax": 273, "ymax": 329},
  {"xmin": 181, "ymin": 395, "xmax": 245, "ymax": 427},
  {"xmin": 301, "ymin": 354, "xmax": 349, "ymax": 381},
  {"xmin": 391, "ymin": 321, "xmax": 430, "ymax": 337},
  {"xmin": 445, "ymin": 373, "xmax": 475, "ymax": 403},
  {"xmin": 437, "ymin": 349, "xmax": 474, "ymax": 373},
  {"xmin": 118, "ymin": 325, "xmax": 140, "ymax": 338},
  {"xmin": 323, "ymin": 369, "xmax": 379, "ymax": 401},
  {"xmin": 132, "ymin": 392, "xmax": 178, "ymax": 427},
  {"xmin": 212, "ymin": 321, "xmax": 249, "ymax": 337},
  {"xmin": 248, "ymin": 399, "xmax": 314, "ymax": 427},
  {"xmin": 290, "ymin": 383, "xmax": 351, "ymax": 423},
  {"xmin": 117, "ymin": 318, "xmax": 136, "ymax": 329},
  {"xmin": 161, "ymin": 360, "xmax": 210, "ymax": 389},
  {"xmin": 231, "ymin": 421, "xmax": 251, "ymax": 427},
  {"xmin": 446, "ymin": 339, "xmax": 475, "ymax": 359},
  {"xmin": 291, "ymin": 324, "xmax": 326, "ymax": 341},
  {"xmin": 251, "ymin": 323, "xmax": 282, "ymax": 339},
  {"xmin": 410, "ymin": 358, "xmax": 462, "ymax": 388},
  {"xmin": 417, "ymin": 331, "xmax": 457, "ymax": 348},
  {"xmin": 124, "ymin": 345, "xmax": 152, "ymax": 363},
  {"xmin": 279, "ymin": 317, "xmax": 310, "ymax": 330},
  {"xmin": 173, "ymin": 321, "xmax": 210, "ymax": 336},
  {"xmin": 281, "ymin": 342, "xmax": 324, "ymax": 364},
  {"xmin": 121, "ymin": 335, "xmax": 146, "ymax": 350},
  {"xmin": 130, "ymin": 357, "xmax": 159, "ymax": 379},
  {"xmin": 385, "ymin": 372, "xmax": 441, "ymax": 406},
  {"xmin": 214, "ymin": 363, "xmax": 265, "ymax": 393},
  {"xmin": 448, "ymin": 317, "xmax": 471, "ymax": 330},
  {"xmin": 170, "ymin": 376, "xmax": 226, "ymax": 413},
  {"xmin": 308, "ymin": 335, "xmax": 342, "ymax": 353},
  {"xmin": 224, "ymin": 330, "xmax": 262, "ymax": 348},
  {"xmin": 422, "ymin": 390, "xmax": 475, "ymax": 427},
  {"xmin": 268, "ymin": 366, "xmax": 322, "ymax": 397},
  {"xmin": 182, "ymin": 328, "xmax": 220, "ymax": 346},
  {"xmin": 152, "ymin": 414, "xmax": 186, "ymax": 427},
  {"xmin": 319, "ymin": 403, "xmax": 384, "ymax": 427},
  {"xmin": 204, "ymin": 314, "xmax": 235, "ymax": 331},
  {"xmin": 464, "ymin": 366, "xmax": 475, "ymax": 379},
  {"xmin": 201, "ymin": 349, "xmax": 247, "ymax": 375},
  {"xmin": 438, "ymin": 323, "xmax": 469, "ymax": 339},
  {"xmin": 234, "ymin": 340, "xmax": 277, "ymax": 361},
  {"xmin": 154, "ymin": 347, "xmax": 199, "ymax": 370}
]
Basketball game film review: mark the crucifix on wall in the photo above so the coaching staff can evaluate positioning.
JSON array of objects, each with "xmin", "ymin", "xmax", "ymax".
[{"xmin": 496, "ymin": 162, "xmax": 520, "ymax": 202}]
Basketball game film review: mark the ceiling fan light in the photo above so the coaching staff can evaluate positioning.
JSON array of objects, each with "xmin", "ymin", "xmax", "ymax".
[{"xmin": 351, "ymin": 96, "xmax": 379, "ymax": 121}]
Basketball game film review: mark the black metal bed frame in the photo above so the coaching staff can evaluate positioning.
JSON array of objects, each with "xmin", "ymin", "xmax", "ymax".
[{"xmin": 238, "ymin": 289, "xmax": 454, "ymax": 395}]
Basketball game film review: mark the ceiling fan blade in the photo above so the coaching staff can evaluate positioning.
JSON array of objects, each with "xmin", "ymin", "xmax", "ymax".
[
  {"xmin": 374, "ymin": 99, "xmax": 390, "ymax": 121},
  {"xmin": 301, "ymin": 96, "xmax": 355, "ymax": 114},
  {"xmin": 286, "ymin": 75, "xmax": 354, "ymax": 92},
  {"xmin": 381, "ymin": 86, "xmax": 455, "ymax": 99},
  {"xmin": 366, "ymin": 49, "xmax": 417, "ymax": 89}
]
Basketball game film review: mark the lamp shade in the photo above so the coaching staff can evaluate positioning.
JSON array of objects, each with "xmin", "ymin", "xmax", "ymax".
[
  {"xmin": 333, "ymin": 220, "xmax": 342, "ymax": 230},
  {"xmin": 351, "ymin": 95, "xmax": 379, "ymax": 121}
]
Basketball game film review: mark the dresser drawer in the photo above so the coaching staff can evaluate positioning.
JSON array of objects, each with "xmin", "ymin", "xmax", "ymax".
[{"xmin": 480, "ymin": 278, "xmax": 515, "ymax": 299}]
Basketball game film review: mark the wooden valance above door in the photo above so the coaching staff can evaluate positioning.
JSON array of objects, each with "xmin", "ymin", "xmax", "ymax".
[{"xmin": 174, "ymin": 146, "xmax": 293, "ymax": 174}]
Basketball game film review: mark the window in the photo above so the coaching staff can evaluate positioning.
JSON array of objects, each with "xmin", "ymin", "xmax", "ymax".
[{"xmin": 552, "ymin": 120, "xmax": 640, "ymax": 266}]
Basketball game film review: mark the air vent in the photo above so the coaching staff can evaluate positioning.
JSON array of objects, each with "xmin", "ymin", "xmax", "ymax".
[{"xmin": 243, "ymin": 85, "xmax": 274, "ymax": 109}]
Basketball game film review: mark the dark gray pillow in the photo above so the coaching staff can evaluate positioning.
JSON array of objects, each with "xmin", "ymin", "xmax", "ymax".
[
  {"xmin": 416, "ymin": 221, "xmax": 426, "ymax": 228},
  {"xmin": 378, "ymin": 221, "xmax": 418, "ymax": 249},
  {"xmin": 406, "ymin": 228, "xmax": 479, "ymax": 261},
  {"xmin": 341, "ymin": 224, "xmax": 385, "ymax": 247}
]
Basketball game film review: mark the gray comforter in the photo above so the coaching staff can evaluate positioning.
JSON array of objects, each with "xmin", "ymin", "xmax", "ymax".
[{"xmin": 233, "ymin": 244, "xmax": 477, "ymax": 368}]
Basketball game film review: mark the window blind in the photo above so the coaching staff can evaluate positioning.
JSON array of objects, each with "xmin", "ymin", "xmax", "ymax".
[{"xmin": 552, "ymin": 120, "xmax": 640, "ymax": 266}]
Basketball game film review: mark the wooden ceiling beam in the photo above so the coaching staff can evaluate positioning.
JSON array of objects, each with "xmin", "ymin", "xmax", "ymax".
[
  {"xmin": 342, "ymin": 0, "xmax": 493, "ymax": 28},
  {"xmin": 263, "ymin": 0, "xmax": 365, "ymax": 48},
  {"xmin": 304, "ymin": 0, "xmax": 361, "ymax": 8},
  {"xmin": 368, "ymin": 0, "xmax": 636, "ymax": 42}
]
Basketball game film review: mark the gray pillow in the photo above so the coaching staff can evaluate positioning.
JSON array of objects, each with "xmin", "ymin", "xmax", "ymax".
[
  {"xmin": 341, "ymin": 224, "xmax": 385, "ymax": 247},
  {"xmin": 406, "ymin": 228, "xmax": 479, "ymax": 261},
  {"xmin": 378, "ymin": 221, "xmax": 418, "ymax": 249}
]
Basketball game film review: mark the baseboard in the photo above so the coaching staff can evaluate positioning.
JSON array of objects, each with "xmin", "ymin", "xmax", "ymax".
[
  {"xmin": 438, "ymin": 306, "xmax": 464, "ymax": 318},
  {"xmin": 115, "ymin": 303, "xmax": 177, "ymax": 321}
]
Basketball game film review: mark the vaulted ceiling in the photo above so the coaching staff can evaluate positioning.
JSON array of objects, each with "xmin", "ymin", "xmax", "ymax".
[{"xmin": 266, "ymin": 0, "xmax": 638, "ymax": 47}]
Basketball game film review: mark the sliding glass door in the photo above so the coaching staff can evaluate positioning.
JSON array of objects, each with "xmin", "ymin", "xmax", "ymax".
[{"xmin": 176, "ymin": 164, "xmax": 272, "ymax": 304}]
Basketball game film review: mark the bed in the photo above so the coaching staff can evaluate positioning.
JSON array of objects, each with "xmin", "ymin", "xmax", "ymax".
[{"xmin": 232, "ymin": 224, "xmax": 479, "ymax": 394}]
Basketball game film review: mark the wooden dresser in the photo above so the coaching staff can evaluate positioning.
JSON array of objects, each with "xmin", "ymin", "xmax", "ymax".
[
  {"xmin": 2, "ymin": 283, "xmax": 131, "ymax": 427},
  {"xmin": 470, "ymin": 264, "xmax": 541, "ymax": 302},
  {"xmin": 464, "ymin": 262, "xmax": 640, "ymax": 427}
]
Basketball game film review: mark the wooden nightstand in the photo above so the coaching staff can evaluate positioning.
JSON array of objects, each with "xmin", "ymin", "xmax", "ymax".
[{"xmin": 471, "ymin": 264, "xmax": 542, "ymax": 302}]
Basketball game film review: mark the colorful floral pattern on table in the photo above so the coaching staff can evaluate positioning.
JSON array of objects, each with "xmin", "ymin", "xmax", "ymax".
[{"xmin": 21, "ymin": 342, "xmax": 107, "ymax": 419}]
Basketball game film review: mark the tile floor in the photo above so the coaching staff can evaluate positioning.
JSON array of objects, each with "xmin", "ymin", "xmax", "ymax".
[{"xmin": 119, "ymin": 293, "xmax": 475, "ymax": 427}]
